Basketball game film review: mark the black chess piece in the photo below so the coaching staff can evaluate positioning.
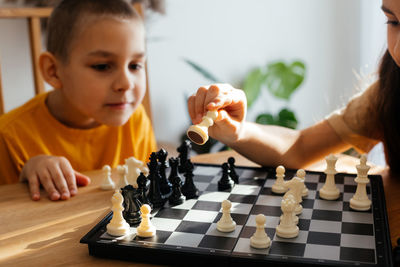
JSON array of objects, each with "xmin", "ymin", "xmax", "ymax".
[
  {"xmin": 228, "ymin": 157, "xmax": 239, "ymax": 184},
  {"xmin": 156, "ymin": 148, "xmax": 172, "ymax": 198},
  {"xmin": 137, "ymin": 172, "xmax": 153, "ymax": 210},
  {"xmin": 168, "ymin": 157, "xmax": 181, "ymax": 184},
  {"xmin": 177, "ymin": 140, "xmax": 191, "ymax": 173},
  {"xmin": 218, "ymin": 162, "xmax": 235, "ymax": 191},
  {"xmin": 121, "ymin": 185, "xmax": 142, "ymax": 226},
  {"xmin": 181, "ymin": 160, "xmax": 199, "ymax": 199},
  {"xmin": 147, "ymin": 152, "xmax": 166, "ymax": 209},
  {"xmin": 393, "ymin": 238, "xmax": 400, "ymax": 266},
  {"xmin": 169, "ymin": 173, "xmax": 185, "ymax": 206}
]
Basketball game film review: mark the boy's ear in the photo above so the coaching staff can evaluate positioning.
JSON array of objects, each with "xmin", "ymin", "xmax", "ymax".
[{"xmin": 39, "ymin": 52, "xmax": 63, "ymax": 89}]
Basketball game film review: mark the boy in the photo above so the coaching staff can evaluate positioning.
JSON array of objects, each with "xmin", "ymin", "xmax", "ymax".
[{"xmin": 0, "ymin": 0, "xmax": 157, "ymax": 201}]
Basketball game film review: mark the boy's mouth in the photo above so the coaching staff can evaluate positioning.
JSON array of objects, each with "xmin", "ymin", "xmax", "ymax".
[{"xmin": 105, "ymin": 101, "xmax": 133, "ymax": 110}]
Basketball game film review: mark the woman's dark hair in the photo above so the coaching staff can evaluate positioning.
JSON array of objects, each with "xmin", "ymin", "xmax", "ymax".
[{"xmin": 377, "ymin": 49, "xmax": 400, "ymax": 173}]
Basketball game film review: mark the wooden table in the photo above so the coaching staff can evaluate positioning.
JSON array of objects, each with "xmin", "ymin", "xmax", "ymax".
[{"xmin": 0, "ymin": 151, "xmax": 398, "ymax": 266}]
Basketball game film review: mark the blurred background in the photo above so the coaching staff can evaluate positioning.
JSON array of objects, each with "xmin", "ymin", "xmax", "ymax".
[{"xmin": 0, "ymin": 0, "xmax": 386, "ymax": 165}]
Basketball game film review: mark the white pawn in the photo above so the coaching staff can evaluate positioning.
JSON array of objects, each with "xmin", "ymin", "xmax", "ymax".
[
  {"xmin": 187, "ymin": 110, "xmax": 218, "ymax": 145},
  {"xmin": 276, "ymin": 195, "xmax": 299, "ymax": 238},
  {"xmin": 217, "ymin": 199, "xmax": 236, "ymax": 232},
  {"xmin": 272, "ymin": 165, "xmax": 287, "ymax": 194},
  {"xmin": 116, "ymin": 165, "xmax": 129, "ymax": 189},
  {"xmin": 350, "ymin": 155, "xmax": 372, "ymax": 211},
  {"xmin": 283, "ymin": 177, "xmax": 303, "ymax": 215},
  {"xmin": 319, "ymin": 154, "xmax": 340, "ymax": 200},
  {"xmin": 250, "ymin": 214, "xmax": 271, "ymax": 249},
  {"xmin": 296, "ymin": 169, "xmax": 308, "ymax": 197},
  {"xmin": 100, "ymin": 165, "xmax": 115, "ymax": 190},
  {"xmin": 106, "ymin": 190, "xmax": 130, "ymax": 236},
  {"xmin": 137, "ymin": 204, "xmax": 156, "ymax": 237}
]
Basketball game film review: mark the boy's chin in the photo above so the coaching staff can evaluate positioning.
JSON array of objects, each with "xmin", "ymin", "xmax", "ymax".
[{"xmin": 102, "ymin": 116, "xmax": 131, "ymax": 127}]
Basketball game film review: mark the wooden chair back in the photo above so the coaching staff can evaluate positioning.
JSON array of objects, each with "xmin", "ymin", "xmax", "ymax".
[{"xmin": 0, "ymin": 4, "xmax": 152, "ymax": 121}]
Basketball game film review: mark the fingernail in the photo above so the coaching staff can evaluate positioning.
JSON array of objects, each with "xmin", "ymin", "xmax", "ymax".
[
  {"xmin": 70, "ymin": 189, "xmax": 77, "ymax": 195},
  {"xmin": 32, "ymin": 194, "xmax": 40, "ymax": 201},
  {"xmin": 51, "ymin": 192, "xmax": 60, "ymax": 201},
  {"xmin": 61, "ymin": 192, "xmax": 70, "ymax": 200}
]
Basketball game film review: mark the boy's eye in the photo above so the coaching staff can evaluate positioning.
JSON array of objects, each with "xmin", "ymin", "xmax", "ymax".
[
  {"xmin": 130, "ymin": 63, "xmax": 143, "ymax": 70},
  {"xmin": 91, "ymin": 64, "xmax": 111, "ymax": 71}
]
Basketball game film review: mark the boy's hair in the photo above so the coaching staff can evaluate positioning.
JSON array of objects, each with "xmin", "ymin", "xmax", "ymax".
[{"xmin": 47, "ymin": 0, "xmax": 141, "ymax": 62}]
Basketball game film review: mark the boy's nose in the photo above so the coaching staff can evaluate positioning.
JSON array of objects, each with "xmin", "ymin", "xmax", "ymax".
[{"xmin": 113, "ymin": 69, "xmax": 134, "ymax": 92}]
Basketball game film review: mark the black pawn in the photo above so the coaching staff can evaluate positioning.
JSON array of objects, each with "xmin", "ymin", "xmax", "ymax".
[
  {"xmin": 147, "ymin": 153, "xmax": 165, "ymax": 209},
  {"xmin": 218, "ymin": 163, "xmax": 234, "ymax": 191},
  {"xmin": 156, "ymin": 149, "xmax": 172, "ymax": 198},
  {"xmin": 181, "ymin": 160, "xmax": 199, "ymax": 199},
  {"xmin": 169, "ymin": 174, "xmax": 185, "ymax": 206},
  {"xmin": 121, "ymin": 185, "xmax": 142, "ymax": 226},
  {"xmin": 137, "ymin": 172, "xmax": 152, "ymax": 210},
  {"xmin": 168, "ymin": 157, "xmax": 181, "ymax": 184},
  {"xmin": 228, "ymin": 157, "xmax": 239, "ymax": 184},
  {"xmin": 177, "ymin": 140, "xmax": 191, "ymax": 173}
]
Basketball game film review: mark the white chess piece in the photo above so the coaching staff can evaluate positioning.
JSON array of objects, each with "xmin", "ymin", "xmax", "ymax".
[
  {"xmin": 296, "ymin": 169, "xmax": 308, "ymax": 197},
  {"xmin": 283, "ymin": 177, "xmax": 303, "ymax": 215},
  {"xmin": 217, "ymin": 199, "xmax": 236, "ymax": 232},
  {"xmin": 137, "ymin": 204, "xmax": 156, "ymax": 237},
  {"xmin": 276, "ymin": 195, "xmax": 299, "ymax": 238},
  {"xmin": 125, "ymin": 157, "xmax": 145, "ymax": 188},
  {"xmin": 272, "ymin": 165, "xmax": 287, "ymax": 194},
  {"xmin": 319, "ymin": 154, "xmax": 340, "ymax": 200},
  {"xmin": 250, "ymin": 214, "xmax": 271, "ymax": 249},
  {"xmin": 350, "ymin": 155, "xmax": 372, "ymax": 211},
  {"xmin": 100, "ymin": 165, "xmax": 115, "ymax": 190},
  {"xmin": 106, "ymin": 190, "xmax": 130, "ymax": 236},
  {"xmin": 116, "ymin": 165, "xmax": 129, "ymax": 189},
  {"xmin": 187, "ymin": 110, "xmax": 218, "ymax": 145}
]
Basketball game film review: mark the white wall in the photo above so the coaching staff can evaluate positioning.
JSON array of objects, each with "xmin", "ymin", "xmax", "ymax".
[
  {"xmin": 0, "ymin": 0, "xmax": 387, "ymax": 163},
  {"xmin": 145, "ymin": 0, "xmax": 370, "ymax": 145}
]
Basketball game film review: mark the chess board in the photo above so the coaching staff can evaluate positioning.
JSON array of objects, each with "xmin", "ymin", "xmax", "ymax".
[{"xmin": 80, "ymin": 163, "xmax": 393, "ymax": 266}]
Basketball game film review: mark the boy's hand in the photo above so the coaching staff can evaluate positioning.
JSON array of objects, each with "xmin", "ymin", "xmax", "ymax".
[
  {"xmin": 20, "ymin": 155, "xmax": 91, "ymax": 201},
  {"xmin": 187, "ymin": 84, "xmax": 247, "ymax": 145}
]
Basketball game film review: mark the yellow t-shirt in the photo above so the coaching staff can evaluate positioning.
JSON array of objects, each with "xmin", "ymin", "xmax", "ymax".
[
  {"xmin": 326, "ymin": 81, "xmax": 382, "ymax": 153},
  {"xmin": 0, "ymin": 92, "xmax": 157, "ymax": 184}
]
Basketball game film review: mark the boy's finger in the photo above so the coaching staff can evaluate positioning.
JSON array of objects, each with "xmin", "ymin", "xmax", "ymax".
[
  {"xmin": 75, "ymin": 171, "xmax": 91, "ymax": 187},
  {"xmin": 204, "ymin": 85, "xmax": 221, "ymax": 110},
  {"xmin": 27, "ymin": 175, "xmax": 41, "ymax": 201},
  {"xmin": 60, "ymin": 159, "xmax": 77, "ymax": 196},
  {"xmin": 48, "ymin": 165, "xmax": 70, "ymax": 200},
  {"xmin": 38, "ymin": 170, "xmax": 60, "ymax": 201}
]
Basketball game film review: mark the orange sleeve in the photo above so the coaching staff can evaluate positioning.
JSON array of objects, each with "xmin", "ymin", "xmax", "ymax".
[{"xmin": 0, "ymin": 134, "xmax": 21, "ymax": 184}]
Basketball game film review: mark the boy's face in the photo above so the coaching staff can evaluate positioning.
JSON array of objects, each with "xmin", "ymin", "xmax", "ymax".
[{"xmin": 56, "ymin": 16, "xmax": 146, "ymax": 128}]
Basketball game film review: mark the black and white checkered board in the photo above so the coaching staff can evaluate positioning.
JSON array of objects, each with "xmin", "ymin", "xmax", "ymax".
[{"xmin": 80, "ymin": 163, "xmax": 393, "ymax": 267}]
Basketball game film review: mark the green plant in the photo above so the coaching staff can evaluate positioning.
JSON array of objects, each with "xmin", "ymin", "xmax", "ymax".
[{"xmin": 182, "ymin": 58, "xmax": 306, "ymax": 153}]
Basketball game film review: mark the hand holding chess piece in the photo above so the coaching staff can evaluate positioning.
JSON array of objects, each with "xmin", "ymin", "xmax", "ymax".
[{"xmin": 187, "ymin": 110, "xmax": 218, "ymax": 145}]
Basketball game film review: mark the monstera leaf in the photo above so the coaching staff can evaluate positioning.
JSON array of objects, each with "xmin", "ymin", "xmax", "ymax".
[
  {"xmin": 256, "ymin": 108, "xmax": 298, "ymax": 129},
  {"xmin": 242, "ymin": 67, "xmax": 267, "ymax": 108},
  {"xmin": 265, "ymin": 61, "xmax": 305, "ymax": 100}
]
